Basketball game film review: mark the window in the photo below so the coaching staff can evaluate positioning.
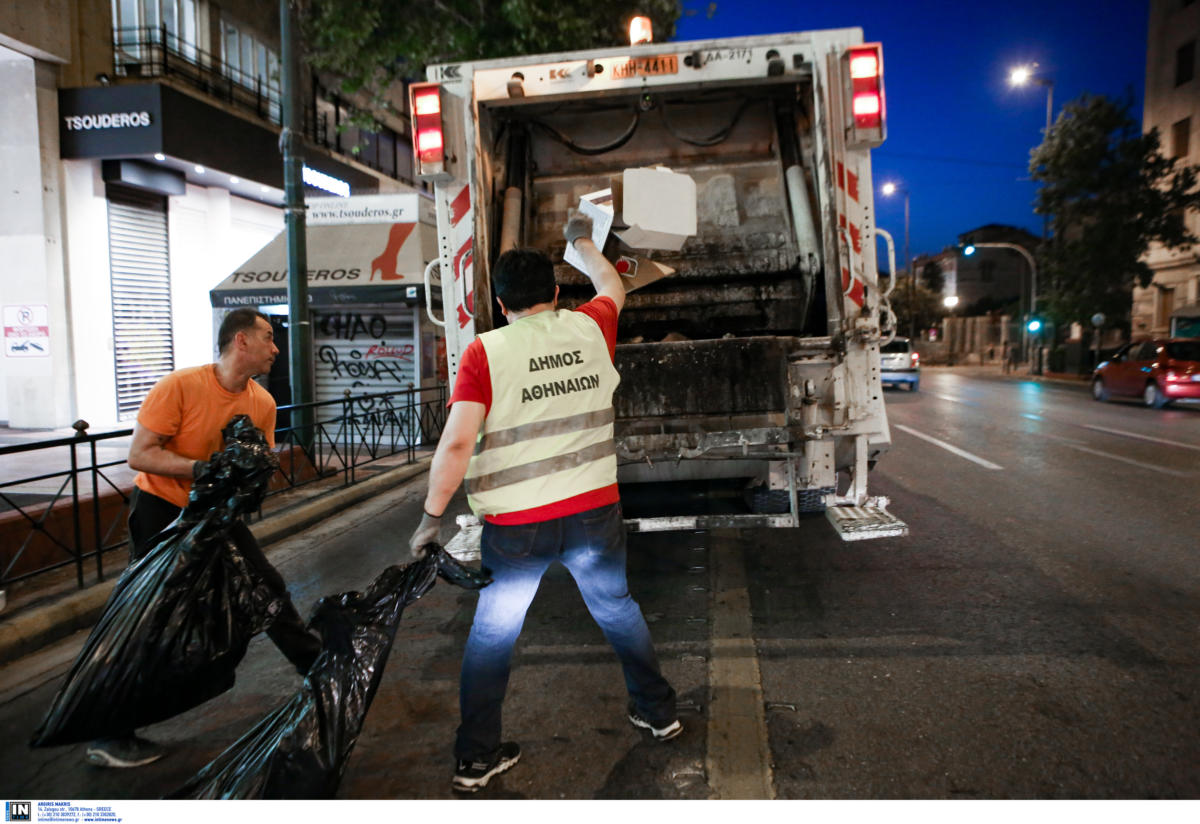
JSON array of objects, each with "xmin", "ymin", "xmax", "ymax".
[
  {"xmin": 1135, "ymin": 341, "xmax": 1159, "ymax": 361},
  {"xmin": 111, "ymin": 0, "xmax": 198, "ymax": 60},
  {"xmin": 221, "ymin": 19, "xmax": 281, "ymax": 120},
  {"xmin": 1172, "ymin": 117, "xmax": 1191, "ymax": 159},
  {"xmin": 1155, "ymin": 287, "xmax": 1176, "ymax": 331},
  {"xmin": 1176, "ymin": 40, "xmax": 1196, "ymax": 86},
  {"xmin": 1166, "ymin": 341, "xmax": 1200, "ymax": 360}
]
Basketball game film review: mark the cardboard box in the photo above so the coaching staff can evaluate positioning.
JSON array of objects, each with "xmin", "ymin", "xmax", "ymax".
[
  {"xmin": 612, "ymin": 167, "xmax": 697, "ymax": 252},
  {"xmin": 616, "ymin": 255, "xmax": 675, "ymax": 293}
]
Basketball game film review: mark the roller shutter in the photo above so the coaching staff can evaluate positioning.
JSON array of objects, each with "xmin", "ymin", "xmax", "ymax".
[
  {"xmin": 312, "ymin": 305, "xmax": 417, "ymax": 404},
  {"xmin": 107, "ymin": 186, "xmax": 174, "ymax": 420}
]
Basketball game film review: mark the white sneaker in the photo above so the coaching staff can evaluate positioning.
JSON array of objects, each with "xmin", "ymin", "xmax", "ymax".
[
  {"xmin": 628, "ymin": 710, "xmax": 683, "ymax": 741},
  {"xmin": 84, "ymin": 735, "xmax": 166, "ymax": 768}
]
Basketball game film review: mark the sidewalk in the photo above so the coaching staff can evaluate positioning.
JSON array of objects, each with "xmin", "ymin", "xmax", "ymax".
[{"xmin": 928, "ymin": 361, "xmax": 1090, "ymax": 386}]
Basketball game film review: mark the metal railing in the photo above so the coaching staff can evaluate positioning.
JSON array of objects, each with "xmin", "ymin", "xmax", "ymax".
[
  {"xmin": 109, "ymin": 26, "xmax": 412, "ymax": 181},
  {"xmin": 113, "ymin": 25, "xmax": 282, "ymax": 125},
  {"xmin": 0, "ymin": 385, "xmax": 446, "ymax": 595},
  {"xmin": 272, "ymin": 386, "xmax": 447, "ymax": 489}
]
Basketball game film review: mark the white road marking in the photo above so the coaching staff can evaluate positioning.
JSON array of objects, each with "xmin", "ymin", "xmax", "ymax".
[
  {"xmin": 1061, "ymin": 442, "xmax": 1192, "ymax": 477},
  {"xmin": 1082, "ymin": 424, "xmax": 1200, "ymax": 453},
  {"xmin": 929, "ymin": 392, "xmax": 977, "ymax": 406},
  {"xmin": 894, "ymin": 424, "xmax": 1003, "ymax": 470},
  {"xmin": 708, "ymin": 536, "xmax": 774, "ymax": 799}
]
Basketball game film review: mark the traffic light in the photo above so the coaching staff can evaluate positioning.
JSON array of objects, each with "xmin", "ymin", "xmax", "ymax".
[{"xmin": 1027, "ymin": 318, "xmax": 1042, "ymax": 333}]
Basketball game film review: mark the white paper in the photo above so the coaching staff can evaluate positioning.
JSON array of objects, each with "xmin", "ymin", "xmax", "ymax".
[{"xmin": 564, "ymin": 188, "xmax": 614, "ymax": 273}]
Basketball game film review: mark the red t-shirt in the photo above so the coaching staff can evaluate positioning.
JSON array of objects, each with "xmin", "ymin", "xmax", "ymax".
[{"xmin": 449, "ymin": 296, "xmax": 620, "ymax": 524}]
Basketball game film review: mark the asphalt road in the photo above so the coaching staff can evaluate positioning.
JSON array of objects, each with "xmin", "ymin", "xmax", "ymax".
[
  {"xmin": 755, "ymin": 368, "xmax": 1200, "ymax": 798},
  {"xmin": 1, "ymin": 367, "xmax": 1197, "ymax": 800}
]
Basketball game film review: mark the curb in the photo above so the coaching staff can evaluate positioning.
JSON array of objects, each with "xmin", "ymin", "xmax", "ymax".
[{"xmin": 0, "ymin": 457, "xmax": 431, "ymax": 666}]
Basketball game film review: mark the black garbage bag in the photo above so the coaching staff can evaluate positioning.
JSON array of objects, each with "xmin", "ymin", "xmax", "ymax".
[
  {"xmin": 173, "ymin": 546, "xmax": 490, "ymax": 799},
  {"xmin": 31, "ymin": 415, "xmax": 282, "ymax": 748}
]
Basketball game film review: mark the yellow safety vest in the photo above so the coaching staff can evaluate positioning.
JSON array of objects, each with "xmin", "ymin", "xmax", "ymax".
[{"xmin": 465, "ymin": 309, "xmax": 620, "ymax": 517}]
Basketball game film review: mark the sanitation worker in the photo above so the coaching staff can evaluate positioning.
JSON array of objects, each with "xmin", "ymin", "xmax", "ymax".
[
  {"xmin": 409, "ymin": 211, "xmax": 680, "ymax": 793},
  {"xmin": 85, "ymin": 307, "xmax": 320, "ymax": 768}
]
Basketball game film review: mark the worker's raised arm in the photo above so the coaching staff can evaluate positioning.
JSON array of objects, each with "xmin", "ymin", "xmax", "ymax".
[{"xmin": 564, "ymin": 210, "xmax": 625, "ymax": 313}]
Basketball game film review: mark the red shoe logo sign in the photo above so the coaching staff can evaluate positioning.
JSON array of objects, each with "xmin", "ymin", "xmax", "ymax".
[{"xmin": 370, "ymin": 223, "xmax": 417, "ymax": 281}]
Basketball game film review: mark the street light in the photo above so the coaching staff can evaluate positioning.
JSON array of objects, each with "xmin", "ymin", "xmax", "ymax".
[
  {"xmin": 943, "ymin": 295, "xmax": 960, "ymax": 365},
  {"xmin": 881, "ymin": 181, "xmax": 912, "ymax": 337},
  {"xmin": 1009, "ymin": 63, "xmax": 1055, "ymax": 138},
  {"xmin": 1010, "ymin": 62, "xmax": 1054, "ymax": 242}
]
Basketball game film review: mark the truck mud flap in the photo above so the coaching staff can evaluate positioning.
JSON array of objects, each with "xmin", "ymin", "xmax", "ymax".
[{"xmin": 825, "ymin": 501, "xmax": 908, "ymax": 541}]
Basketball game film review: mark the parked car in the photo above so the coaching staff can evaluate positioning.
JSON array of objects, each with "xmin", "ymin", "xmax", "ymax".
[
  {"xmin": 880, "ymin": 336, "xmax": 920, "ymax": 391},
  {"xmin": 1091, "ymin": 338, "xmax": 1200, "ymax": 408}
]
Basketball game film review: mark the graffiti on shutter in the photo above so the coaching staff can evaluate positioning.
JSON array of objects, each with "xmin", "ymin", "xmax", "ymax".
[{"xmin": 313, "ymin": 305, "xmax": 417, "ymax": 409}]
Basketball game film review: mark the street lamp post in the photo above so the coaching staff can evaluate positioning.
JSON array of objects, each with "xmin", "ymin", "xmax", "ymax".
[
  {"xmin": 963, "ymin": 241, "xmax": 1040, "ymax": 373},
  {"xmin": 1010, "ymin": 64, "xmax": 1054, "ymax": 137},
  {"xmin": 943, "ymin": 294, "xmax": 960, "ymax": 365},
  {"xmin": 881, "ymin": 182, "xmax": 912, "ymax": 337},
  {"xmin": 1010, "ymin": 64, "xmax": 1055, "ymax": 244}
]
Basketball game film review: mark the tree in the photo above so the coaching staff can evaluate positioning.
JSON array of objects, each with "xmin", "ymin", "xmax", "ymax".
[
  {"xmin": 920, "ymin": 259, "xmax": 944, "ymax": 293},
  {"xmin": 1030, "ymin": 93, "xmax": 1200, "ymax": 328},
  {"xmin": 297, "ymin": 0, "xmax": 682, "ymax": 114},
  {"xmin": 883, "ymin": 276, "xmax": 942, "ymax": 337}
]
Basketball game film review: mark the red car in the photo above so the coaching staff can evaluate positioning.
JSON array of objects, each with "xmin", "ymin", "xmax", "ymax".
[{"xmin": 1091, "ymin": 338, "xmax": 1200, "ymax": 408}]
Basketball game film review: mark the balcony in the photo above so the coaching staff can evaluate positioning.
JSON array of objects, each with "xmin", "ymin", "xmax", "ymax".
[{"xmin": 110, "ymin": 26, "xmax": 413, "ymax": 184}]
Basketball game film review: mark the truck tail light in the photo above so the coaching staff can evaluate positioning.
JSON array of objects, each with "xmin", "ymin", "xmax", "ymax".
[
  {"xmin": 409, "ymin": 82, "xmax": 451, "ymax": 181},
  {"xmin": 911, "ymin": 352, "xmax": 920, "ymax": 364},
  {"xmin": 842, "ymin": 44, "xmax": 885, "ymax": 148}
]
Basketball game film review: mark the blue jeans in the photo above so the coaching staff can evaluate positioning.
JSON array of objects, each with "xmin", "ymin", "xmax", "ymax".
[{"xmin": 455, "ymin": 502, "xmax": 676, "ymax": 760}]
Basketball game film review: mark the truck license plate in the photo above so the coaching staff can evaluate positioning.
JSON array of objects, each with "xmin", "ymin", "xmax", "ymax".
[{"xmin": 611, "ymin": 55, "xmax": 679, "ymax": 79}]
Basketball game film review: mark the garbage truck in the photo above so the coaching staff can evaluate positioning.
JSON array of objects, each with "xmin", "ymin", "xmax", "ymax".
[{"xmin": 413, "ymin": 26, "xmax": 908, "ymax": 542}]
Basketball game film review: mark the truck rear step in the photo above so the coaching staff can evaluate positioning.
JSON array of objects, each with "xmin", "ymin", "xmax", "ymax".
[{"xmin": 824, "ymin": 499, "xmax": 908, "ymax": 541}]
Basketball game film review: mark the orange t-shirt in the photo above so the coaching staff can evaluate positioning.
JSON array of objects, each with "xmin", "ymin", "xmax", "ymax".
[{"xmin": 134, "ymin": 364, "xmax": 277, "ymax": 508}]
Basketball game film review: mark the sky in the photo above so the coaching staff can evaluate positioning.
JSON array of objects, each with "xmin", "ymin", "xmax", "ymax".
[{"xmin": 670, "ymin": 0, "xmax": 1150, "ymax": 265}]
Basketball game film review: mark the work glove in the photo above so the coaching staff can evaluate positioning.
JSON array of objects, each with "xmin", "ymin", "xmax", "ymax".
[
  {"xmin": 408, "ymin": 510, "xmax": 442, "ymax": 560},
  {"xmin": 563, "ymin": 208, "xmax": 593, "ymax": 249}
]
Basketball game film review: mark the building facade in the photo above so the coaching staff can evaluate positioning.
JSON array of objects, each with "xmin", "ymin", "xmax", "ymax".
[
  {"xmin": 1, "ymin": 0, "xmax": 424, "ymax": 429},
  {"xmin": 942, "ymin": 224, "xmax": 1041, "ymax": 317},
  {"xmin": 1134, "ymin": 0, "xmax": 1200, "ymax": 339}
]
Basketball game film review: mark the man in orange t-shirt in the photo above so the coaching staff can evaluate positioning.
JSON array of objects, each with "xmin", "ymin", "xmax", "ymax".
[{"xmin": 84, "ymin": 308, "xmax": 320, "ymax": 770}]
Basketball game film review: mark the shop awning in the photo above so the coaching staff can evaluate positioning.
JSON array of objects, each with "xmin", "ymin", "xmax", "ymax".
[
  {"xmin": 210, "ymin": 220, "xmax": 436, "ymax": 307},
  {"xmin": 1170, "ymin": 302, "xmax": 1200, "ymax": 319}
]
